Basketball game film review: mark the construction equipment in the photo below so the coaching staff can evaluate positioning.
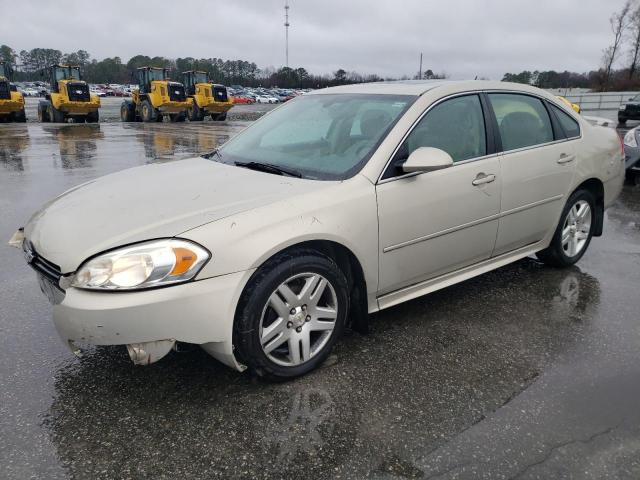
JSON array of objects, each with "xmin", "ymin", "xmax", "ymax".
[
  {"xmin": 121, "ymin": 67, "xmax": 190, "ymax": 122},
  {"xmin": 37, "ymin": 65, "xmax": 100, "ymax": 123},
  {"xmin": 0, "ymin": 61, "xmax": 26, "ymax": 123},
  {"xmin": 182, "ymin": 70, "xmax": 234, "ymax": 121}
]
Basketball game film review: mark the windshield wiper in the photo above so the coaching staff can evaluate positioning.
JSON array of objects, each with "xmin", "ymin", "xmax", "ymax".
[{"xmin": 235, "ymin": 161, "xmax": 303, "ymax": 178}]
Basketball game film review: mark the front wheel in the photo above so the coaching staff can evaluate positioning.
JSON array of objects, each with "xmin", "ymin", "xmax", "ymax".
[
  {"xmin": 234, "ymin": 249, "xmax": 349, "ymax": 381},
  {"xmin": 536, "ymin": 189, "xmax": 595, "ymax": 267}
]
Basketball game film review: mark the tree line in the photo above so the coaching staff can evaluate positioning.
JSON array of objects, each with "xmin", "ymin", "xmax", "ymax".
[
  {"xmin": 504, "ymin": 1, "xmax": 640, "ymax": 91},
  {"xmin": 0, "ymin": 45, "xmax": 405, "ymax": 88}
]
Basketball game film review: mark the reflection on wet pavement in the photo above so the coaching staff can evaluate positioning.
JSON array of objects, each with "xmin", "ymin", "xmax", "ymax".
[{"xmin": 1, "ymin": 122, "xmax": 639, "ymax": 479}]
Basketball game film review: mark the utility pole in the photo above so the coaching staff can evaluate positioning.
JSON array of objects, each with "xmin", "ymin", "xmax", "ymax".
[
  {"xmin": 284, "ymin": 1, "xmax": 290, "ymax": 68},
  {"xmin": 419, "ymin": 53, "xmax": 423, "ymax": 80}
]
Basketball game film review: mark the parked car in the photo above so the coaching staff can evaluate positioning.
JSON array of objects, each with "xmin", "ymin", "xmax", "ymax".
[
  {"xmin": 622, "ymin": 125, "xmax": 640, "ymax": 176},
  {"xmin": 255, "ymin": 95, "xmax": 278, "ymax": 104},
  {"xmin": 14, "ymin": 81, "xmax": 624, "ymax": 380},
  {"xmin": 232, "ymin": 95, "xmax": 255, "ymax": 104},
  {"xmin": 618, "ymin": 94, "xmax": 640, "ymax": 125}
]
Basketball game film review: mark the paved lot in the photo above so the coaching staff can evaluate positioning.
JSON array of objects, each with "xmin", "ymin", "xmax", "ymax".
[{"xmin": 1, "ymin": 121, "xmax": 640, "ymax": 479}]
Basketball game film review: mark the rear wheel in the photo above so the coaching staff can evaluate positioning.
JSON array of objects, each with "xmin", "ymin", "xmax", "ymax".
[
  {"xmin": 37, "ymin": 101, "xmax": 50, "ymax": 122},
  {"xmin": 536, "ymin": 189, "xmax": 595, "ymax": 267},
  {"xmin": 13, "ymin": 108, "xmax": 26, "ymax": 123},
  {"xmin": 234, "ymin": 249, "xmax": 349, "ymax": 381},
  {"xmin": 86, "ymin": 110, "xmax": 99, "ymax": 123},
  {"xmin": 212, "ymin": 112, "xmax": 227, "ymax": 121},
  {"xmin": 120, "ymin": 101, "xmax": 135, "ymax": 122}
]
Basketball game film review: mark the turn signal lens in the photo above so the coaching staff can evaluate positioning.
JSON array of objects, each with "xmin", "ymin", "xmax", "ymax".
[{"xmin": 170, "ymin": 247, "xmax": 197, "ymax": 276}]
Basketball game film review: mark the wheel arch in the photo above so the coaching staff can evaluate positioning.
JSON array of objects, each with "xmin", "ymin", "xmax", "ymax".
[
  {"xmin": 245, "ymin": 239, "xmax": 370, "ymax": 334},
  {"xmin": 573, "ymin": 178, "xmax": 605, "ymax": 236}
]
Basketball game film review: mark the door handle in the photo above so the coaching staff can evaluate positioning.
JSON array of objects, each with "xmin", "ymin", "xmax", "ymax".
[
  {"xmin": 472, "ymin": 173, "xmax": 496, "ymax": 186},
  {"xmin": 557, "ymin": 153, "xmax": 575, "ymax": 164}
]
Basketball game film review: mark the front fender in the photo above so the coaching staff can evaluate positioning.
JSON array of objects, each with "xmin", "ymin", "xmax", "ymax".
[{"xmin": 181, "ymin": 174, "xmax": 379, "ymax": 300}]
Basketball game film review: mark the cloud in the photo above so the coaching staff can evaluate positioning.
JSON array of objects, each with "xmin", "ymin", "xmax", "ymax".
[{"xmin": 1, "ymin": 0, "xmax": 627, "ymax": 79}]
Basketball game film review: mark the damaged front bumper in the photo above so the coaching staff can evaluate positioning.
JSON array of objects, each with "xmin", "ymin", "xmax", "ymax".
[{"xmin": 52, "ymin": 272, "xmax": 250, "ymax": 370}]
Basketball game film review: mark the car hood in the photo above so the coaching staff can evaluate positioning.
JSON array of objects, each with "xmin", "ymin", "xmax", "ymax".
[{"xmin": 24, "ymin": 157, "xmax": 329, "ymax": 273}]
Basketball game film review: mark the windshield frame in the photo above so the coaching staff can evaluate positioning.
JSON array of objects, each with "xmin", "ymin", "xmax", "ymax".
[{"xmin": 209, "ymin": 93, "xmax": 416, "ymax": 181}]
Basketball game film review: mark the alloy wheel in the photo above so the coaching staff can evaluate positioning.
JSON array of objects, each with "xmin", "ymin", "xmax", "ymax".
[
  {"xmin": 259, "ymin": 273, "xmax": 338, "ymax": 367},
  {"xmin": 561, "ymin": 200, "xmax": 592, "ymax": 257}
]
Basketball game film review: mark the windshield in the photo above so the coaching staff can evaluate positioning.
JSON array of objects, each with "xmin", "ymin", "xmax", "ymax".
[
  {"xmin": 148, "ymin": 68, "xmax": 166, "ymax": 81},
  {"xmin": 214, "ymin": 93, "xmax": 414, "ymax": 180},
  {"xmin": 55, "ymin": 67, "xmax": 80, "ymax": 81}
]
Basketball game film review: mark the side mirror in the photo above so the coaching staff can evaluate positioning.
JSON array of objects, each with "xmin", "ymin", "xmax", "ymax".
[
  {"xmin": 402, "ymin": 147, "xmax": 453, "ymax": 173},
  {"xmin": 629, "ymin": 97, "xmax": 634, "ymax": 101}
]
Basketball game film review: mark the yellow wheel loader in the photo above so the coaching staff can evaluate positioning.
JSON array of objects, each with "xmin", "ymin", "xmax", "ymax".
[
  {"xmin": 121, "ymin": 67, "xmax": 190, "ymax": 123},
  {"xmin": 37, "ymin": 65, "xmax": 100, "ymax": 123},
  {"xmin": 182, "ymin": 70, "xmax": 234, "ymax": 122},
  {"xmin": 0, "ymin": 61, "xmax": 26, "ymax": 123}
]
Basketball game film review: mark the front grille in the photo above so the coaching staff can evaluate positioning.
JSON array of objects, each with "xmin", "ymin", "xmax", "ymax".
[
  {"xmin": 0, "ymin": 81, "xmax": 10, "ymax": 100},
  {"xmin": 213, "ymin": 86, "xmax": 228, "ymax": 102},
  {"xmin": 168, "ymin": 83, "xmax": 186, "ymax": 102},
  {"xmin": 23, "ymin": 241, "xmax": 63, "ymax": 287},
  {"xmin": 67, "ymin": 82, "xmax": 90, "ymax": 102}
]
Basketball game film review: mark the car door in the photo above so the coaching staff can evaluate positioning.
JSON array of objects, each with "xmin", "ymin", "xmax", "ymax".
[
  {"xmin": 376, "ymin": 94, "xmax": 501, "ymax": 295},
  {"xmin": 487, "ymin": 93, "xmax": 578, "ymax": 256}
]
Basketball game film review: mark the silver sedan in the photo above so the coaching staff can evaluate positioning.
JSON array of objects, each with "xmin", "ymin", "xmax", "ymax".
[{"xmin": 15, "ymin": 80, "xmax": 624, "ymax": 380}]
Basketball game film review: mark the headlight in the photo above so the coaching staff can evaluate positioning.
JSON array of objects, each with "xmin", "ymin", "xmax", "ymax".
[
  {"xmin": 72, "ymin": 239, "xmax": 210, "ymax": 291},
  {"xmin": 624, "ymin": 129, "xmax": 638, "ymax": 148},
  {"xmin": 619, "ymin": 105, "xmax": 627, "ymax": 111}
]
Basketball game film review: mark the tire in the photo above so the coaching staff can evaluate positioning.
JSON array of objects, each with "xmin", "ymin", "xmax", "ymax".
[
  {"xmin": 169, "ymin": 113, "xmax": 186, "ymax": 122},
  {"xmin": 120, "ymin": 101, "xmax": 134, "ymax": 122},
  {"xmin": 536, "ymin": 189, "xmax": 596, "ymax": 267},
  {"xmin": 86, "ymin": 110, "xmax": 99, "ymax": 123},
  {"xmin": 14, "ymin": 108, "xmax": 26, "ymax": 123},
  {"xmin": 48, "ymin": 104, "xmax": 65, "ymax": 123},
  {"xmin": 140, "ymin": 99, "xmax": 156, "ymax": 122},
  {"xmin": 213, "ymin": 112, "xmax": 227, "ymax": 121},
  {"xmin": 234, "ymin": 249, "xmax": 349, "ymax": 381},
  {"xmin": 188, "ymin": 102, "xmax": 204, "ymax": 121},
  {"xmin": 37, "ymin": 101, "xmax": 50, "ymax": 122}
]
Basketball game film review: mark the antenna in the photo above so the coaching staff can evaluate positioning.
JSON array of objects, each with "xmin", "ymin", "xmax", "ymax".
[{"xmin": 284, "ymin": 1, "xmax": 290, "ymax": 68}]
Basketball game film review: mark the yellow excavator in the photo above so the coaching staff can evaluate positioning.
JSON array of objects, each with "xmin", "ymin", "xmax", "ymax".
[
  {"xmin": 0, "ymin": 61, "xmax": 26, "ymax": 123},
  {"xmin": 182, "ymin": 70, "xmax": 234, "ymax": 121},
  {"xmin": 121, "ymin": 67, "xmax": 191, "ymax": 122},
  {"xmin": 37, "ymin": 65, "xmax": 100, "ymax": 123}
]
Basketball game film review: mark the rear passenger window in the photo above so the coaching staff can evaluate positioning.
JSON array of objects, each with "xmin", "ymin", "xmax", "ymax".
[
  {"xmin": 488, "ymin": 94, "xmax": 553, "ymax": 151},
  {"xmin": 550, "ymin": 104, "xmax": 581, "ymax": 139}
]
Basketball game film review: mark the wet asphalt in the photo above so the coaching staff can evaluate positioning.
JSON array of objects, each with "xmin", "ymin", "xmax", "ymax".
[{"xmin": 1, "ymin": 115, "xmax": 640, "ymax": 479}]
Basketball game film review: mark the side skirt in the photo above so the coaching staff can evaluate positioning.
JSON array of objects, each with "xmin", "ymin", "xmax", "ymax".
[{"xmin": 376, "ymin": 241, "xmax": 545, "ymax": 311}]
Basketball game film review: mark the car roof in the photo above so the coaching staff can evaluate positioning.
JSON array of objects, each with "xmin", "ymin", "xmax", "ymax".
[{"xmin": 307, "ymin": 80, "xmax": 548, "ymax": 97}]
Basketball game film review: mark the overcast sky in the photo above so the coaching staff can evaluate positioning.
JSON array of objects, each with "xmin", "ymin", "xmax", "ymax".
[{"xmin": 1, "ymin": 0, "xmax": 629, "ymax": 79}]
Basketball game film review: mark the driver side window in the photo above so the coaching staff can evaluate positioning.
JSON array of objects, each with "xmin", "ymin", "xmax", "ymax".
[{"xmin": 383, "ymin": 94, "xmax": 487, "ymax": 179}]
